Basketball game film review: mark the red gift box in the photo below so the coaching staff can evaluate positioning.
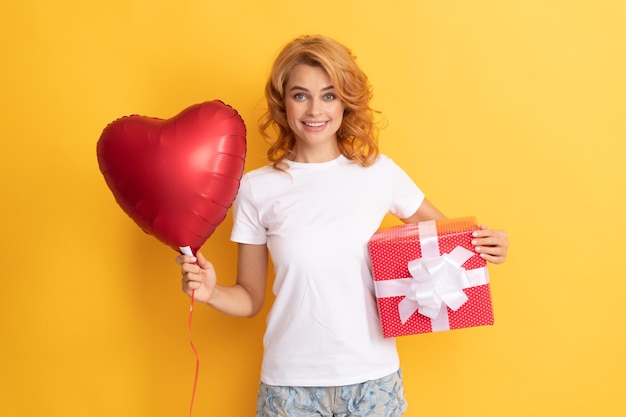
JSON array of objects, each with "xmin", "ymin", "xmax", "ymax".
[{"xmin": 368, "ymin": 217, "xmax": 494, "ymax": 338}]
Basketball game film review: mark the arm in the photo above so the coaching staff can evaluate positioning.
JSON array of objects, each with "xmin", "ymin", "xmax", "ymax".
[
  {"xmin": 399, "ymin": 198, "xmax": 509, "ymax": 264},
  {"xmin": 177, "ymin": 243, "xmax": 269, "ymax": 317},
  {"xmin": 400, "ymin": 198, "xmax": 447, "ymax": 224}
]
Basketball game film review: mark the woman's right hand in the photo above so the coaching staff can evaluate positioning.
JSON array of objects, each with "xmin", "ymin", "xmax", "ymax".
[{"xmin": 176, "ymin": 251, "xmax": 217, "ymax": 304}]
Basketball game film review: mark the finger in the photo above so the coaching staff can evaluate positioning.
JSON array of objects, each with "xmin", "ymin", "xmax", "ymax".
[
  {"xmin": 475, "ymin": 245, "xmax": 508, "ymax": 265},
  {"xmin": 182, "ymin": 271, "xmax": 204, "ymax": 286},
  {"xmin": 185, "ymin": 279, "xmax": 202, "ymax": 289},
  {"xmin": 176, "ymin": 254, "xmax": 198, "ymax": 265},
  {"xmin": 181, "ymin": 263, "xmax": 201, "ymax": 275},
  {"xmin": 473, "ymin": 228, "xmax": 508, "ymax": 247},
  {"xmin": 473, "ymin": 237, "xmax": 509, "ymax": 249},
  {"xmin": 479, "ymin": 252, "xmax": 507, "ymax": 265},
  {"xmin": 475, "ymin": 243, "xmax": 507, "ymax": 256},
  {"xmin": 473, "ymin": 227, "xmax": 507, "ymax": 239},
  {"xmin": 182, "ymin": 279, "xmax": 201, "ymax": 294},
  {"xmin": 195, "ymin": 252, "xmax": 212, "ymax": 269}
]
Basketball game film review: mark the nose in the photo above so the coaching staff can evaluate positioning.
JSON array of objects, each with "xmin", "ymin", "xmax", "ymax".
[{"xmin": 306, "ymin": 97, "xmax": 323, "ymax": 116}]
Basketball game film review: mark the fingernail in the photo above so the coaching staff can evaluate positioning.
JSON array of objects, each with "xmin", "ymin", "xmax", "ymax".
[
  {"xmin": 475, "ymin": 246, "xmax": 481, "ymax": 252},
  {"xmin": 472, "ymin": 231, "xmax": 478, "ymax": 237},
  {"xmin": 471, "ymin": 239, "xmax": 478, "ymax": 245},
  {"xmin": 191, "ymin": 257, "xmax": 197, "ymax": 263}
]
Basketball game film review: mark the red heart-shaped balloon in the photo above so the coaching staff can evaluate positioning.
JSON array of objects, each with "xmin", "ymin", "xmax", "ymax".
[{"xmin": 97, "ymin": 100, "xmax": 247, "ymax": 254}]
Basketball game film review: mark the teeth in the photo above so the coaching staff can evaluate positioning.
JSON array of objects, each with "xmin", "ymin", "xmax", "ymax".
[{"xmin": 305, "ymin": 122, "xmax": 325, "ymax": 127}]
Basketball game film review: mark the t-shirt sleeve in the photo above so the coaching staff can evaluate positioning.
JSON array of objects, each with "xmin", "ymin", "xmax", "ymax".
[
  {"xmin": 230, "ymin": 175, "xmax": 268, "ymax": 245},
  {"xmin": 385, "ymin": 156, "xmax": 425, "ymax": 219}
]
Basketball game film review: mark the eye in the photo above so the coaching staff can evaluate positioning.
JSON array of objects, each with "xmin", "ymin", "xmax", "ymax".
[
  {"xmin": 323, "ymin": 93, "xmax": 337, "ymax": 101},
  {"xmin": 293, "ymin": 93, "xmax": 307, "ymax": 101}
]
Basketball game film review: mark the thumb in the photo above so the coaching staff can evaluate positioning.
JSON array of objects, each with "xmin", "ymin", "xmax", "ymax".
[{"xmin": 195, "ymin": 251, "xmax": 211, "ymax": 269}]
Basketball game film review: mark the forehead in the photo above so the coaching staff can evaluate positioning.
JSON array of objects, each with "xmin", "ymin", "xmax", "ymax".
[{"xmin": 285, "ymin": 64, "xmax": 333, "ymax": 89}]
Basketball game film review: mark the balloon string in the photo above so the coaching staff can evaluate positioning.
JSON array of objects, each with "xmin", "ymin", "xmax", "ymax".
[{"xmin": 188, "ymin": 289, "xmax": 199, "ymax": 417}]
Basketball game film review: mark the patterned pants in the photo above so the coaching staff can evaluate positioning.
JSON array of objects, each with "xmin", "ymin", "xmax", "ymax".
[{"xmin": 256, "ymin": 369, "xmax": 407, "ymax": 417}]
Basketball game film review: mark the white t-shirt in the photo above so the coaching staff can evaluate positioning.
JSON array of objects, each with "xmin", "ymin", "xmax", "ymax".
[{"xmin": 230, "ymin": 154, "xmax": 424, "ymax": 386}]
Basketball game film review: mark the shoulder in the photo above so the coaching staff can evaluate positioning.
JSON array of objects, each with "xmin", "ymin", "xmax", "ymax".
[
  {"xmin": 243, "ymin": 164, "xmax": 278, "ymax": 179},
  {"xmin": 374, "ymin": 154, "xmax": 393, "ymax": 165},
  {"xmin": 238, "ymin": 164, "xmax": 291, "ymax": 203},
  {"xmin": 241, "ymin": 164, "xmax": 289, "ymax": 185},
  {"xmin": 368, "ymin": 154, "xmax": 403, "ymax": 171}
]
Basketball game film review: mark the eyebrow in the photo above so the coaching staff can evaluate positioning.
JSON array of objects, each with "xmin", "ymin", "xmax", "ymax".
[{"xmin": 289, "ymin": 85, "xmax": 335, "ymax": 92}]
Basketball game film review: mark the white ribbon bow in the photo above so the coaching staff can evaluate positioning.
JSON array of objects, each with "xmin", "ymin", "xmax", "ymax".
[{"xmin": 399, "ymin": 246, "xmax": 474, "ymax": 322}]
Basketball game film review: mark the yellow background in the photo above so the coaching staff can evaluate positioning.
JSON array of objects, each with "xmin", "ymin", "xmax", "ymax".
[{"xmin": 1, "ymin": 1, "xmax": 624, "ymax": 416}]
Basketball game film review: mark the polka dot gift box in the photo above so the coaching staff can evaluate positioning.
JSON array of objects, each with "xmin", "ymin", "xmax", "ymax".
[{"xmin": 368, "ymin": 217, "xmax": 494, "ymax": 338}]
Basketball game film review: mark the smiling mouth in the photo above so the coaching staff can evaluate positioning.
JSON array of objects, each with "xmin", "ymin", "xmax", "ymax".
[{"xmin": 303, "ymin": 121, "xmax": 327, "ymax": 127}]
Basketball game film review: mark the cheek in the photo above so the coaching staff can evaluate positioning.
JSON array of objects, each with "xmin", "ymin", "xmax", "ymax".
[
  {"xmin": 283, "ymin": 103, "xmax": 296, "ymax": 126},
  {"xmin": 285, "ymin": 110, "xmax": 301, "ymax": 132},
  {"xmin": 285, "ymin": 101, "xmax": 299, "ymax": 119},
  {"xmin": 333, "ymin": 105, "xmax": 345, "ymax": 123},
  {"xmin": 333, "ymin": 102, "xmax": 346, "ymax": 118}
]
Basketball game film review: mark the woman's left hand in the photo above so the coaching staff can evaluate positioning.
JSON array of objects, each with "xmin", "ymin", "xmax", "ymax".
[{"xmin": 471, "ymin": 225, "xmax": 509, "ymax": 264}]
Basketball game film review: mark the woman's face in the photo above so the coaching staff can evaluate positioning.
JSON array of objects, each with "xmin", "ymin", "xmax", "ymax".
[{"xmin": 284, "ymin": 64, "xmax": 345, "ymax": 160}]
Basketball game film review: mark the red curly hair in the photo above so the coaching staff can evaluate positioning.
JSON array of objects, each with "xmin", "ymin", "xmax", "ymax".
[{"xmin": 258, "ymin": 35, "xmax": 379, "ymax": 169}]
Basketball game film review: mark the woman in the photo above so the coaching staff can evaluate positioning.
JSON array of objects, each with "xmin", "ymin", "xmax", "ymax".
[{"xmin": 177, "ymin": 35, "xmax": 508, "ymax": 417}]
